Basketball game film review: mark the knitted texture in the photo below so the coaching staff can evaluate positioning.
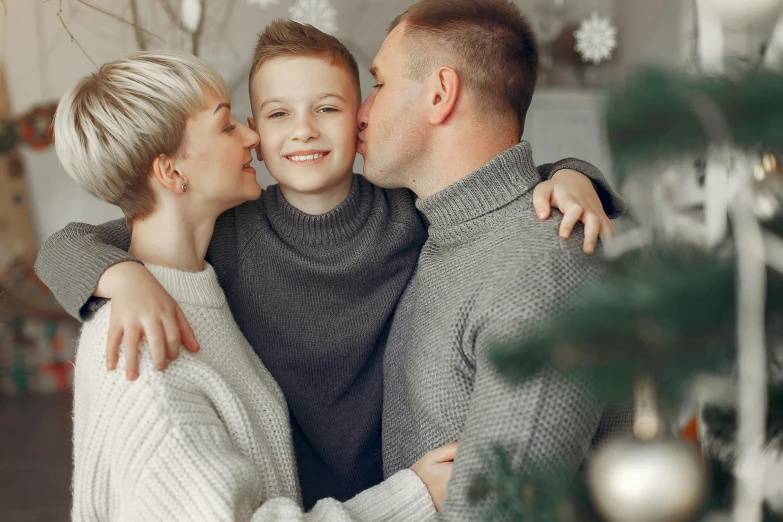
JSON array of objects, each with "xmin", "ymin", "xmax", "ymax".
[
  {"xmin": 42, "ymin": 176, "xmax": 425, "ymax": 508},
  {"xmin": 71, "ymin": 263, "xmax": 435, "ymax": 521},
  {"xmin": 36, "ymin": 164, "xmax": 622, "ymax": 508},
  {"xmin": 382, "ymin": 141, "xmax": 618, "ymax": 521}
]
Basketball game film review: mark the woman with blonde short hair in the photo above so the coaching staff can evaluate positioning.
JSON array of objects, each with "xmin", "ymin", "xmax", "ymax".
[{"xmin": 56, "ymin": 50, "xmax": 453, "ymax": 521}]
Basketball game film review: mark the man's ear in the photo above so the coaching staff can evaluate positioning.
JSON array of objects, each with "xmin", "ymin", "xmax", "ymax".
[
  {"xmin": 151, "ymin": 154, "xmax": 186, "ymax": 194},
  {"xmin": 248, "ymin": 117, "xmax": 264, "ymax": 162},
  {"xmin": 426, "ymin": 66, "xmax": 460, "ymax": 126}
]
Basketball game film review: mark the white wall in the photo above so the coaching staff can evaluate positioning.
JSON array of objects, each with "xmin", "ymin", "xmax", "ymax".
[
  {"xmin": 6, "ymin": 0, "xmax": 415, "ymax": 244},
  {"xmin": 5, "ymin": 0, "xmax": 689, "ymax": 245}
]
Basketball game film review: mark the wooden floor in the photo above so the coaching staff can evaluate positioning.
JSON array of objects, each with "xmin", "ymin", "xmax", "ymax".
[{"xmin": 0, "ymin": 393, "xmax": 72, "ymax": 522}]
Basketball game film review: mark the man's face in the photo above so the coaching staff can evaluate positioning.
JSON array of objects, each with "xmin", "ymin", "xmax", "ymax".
[
  {"xmin": 250, "ymin": 56, "xmax": 359, "ymax": 197},
  {"xmin": 357, "ymin": 22, "xmax": 426, "ymax": 189}
]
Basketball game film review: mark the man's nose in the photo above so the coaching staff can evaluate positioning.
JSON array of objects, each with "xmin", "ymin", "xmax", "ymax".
[{"xmin": 357, "ymin": 96, "xmax": 371, "ymax": 130}]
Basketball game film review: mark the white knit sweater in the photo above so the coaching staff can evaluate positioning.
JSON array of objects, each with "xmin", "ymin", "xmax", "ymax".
[{"xmin": 71, "ymin": 263, "xmax": 435, "ymax": 521}]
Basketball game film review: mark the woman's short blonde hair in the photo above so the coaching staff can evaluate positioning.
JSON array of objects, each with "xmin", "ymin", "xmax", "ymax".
[{"xmin": 54, "ymin": 50, "xmax": 229, "ymax": 225}]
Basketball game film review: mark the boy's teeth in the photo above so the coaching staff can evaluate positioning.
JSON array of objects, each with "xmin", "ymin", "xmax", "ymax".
[{"xmin": 289, "ymin": 153, "xmax": 325, "ymax": 162}]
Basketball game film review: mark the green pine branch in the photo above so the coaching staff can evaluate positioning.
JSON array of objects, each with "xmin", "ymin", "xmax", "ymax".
[
  {"xmin": 605, "ymin": 69, "xmax": 783, "ymax": 180},
  {"xmin": 489, "ymin": 247, "xmax": 783, "ymax": 405},
  {"xmin": 468, "ymin": 447, "xmax": 600, "ymax": 522}
]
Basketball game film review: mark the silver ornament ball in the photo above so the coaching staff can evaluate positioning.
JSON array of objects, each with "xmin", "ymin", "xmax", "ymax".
[{"xmin": 587, "ymin": 436, "xmax": 707, "ymax": 522}]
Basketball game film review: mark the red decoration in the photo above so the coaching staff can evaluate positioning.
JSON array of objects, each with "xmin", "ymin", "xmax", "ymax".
[
  {"xmin": 16, "ymin": 103, "xmax": 57, "ymax": 150},
  {"xmin": 42, "ymin": 360, "xmax": 74, "ymax": 392}
]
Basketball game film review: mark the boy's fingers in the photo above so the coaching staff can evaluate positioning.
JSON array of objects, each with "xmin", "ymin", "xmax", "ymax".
[
  {"xmin": 599, "ymin": 225, "xmax": 614, "ymax": 245},
  {"xmin": 430, "ymin": 442, "xmax": 459, "ymax": 463},
  {"xmin": 532, "ymin": 181, "xmax": 554, "ymax": 220},
  {"xmin": 162, "ymin": 314, "xmax": 182, "ymax": 362},
  {"xmin": 582, "ymin": 214, "xmax": 600, "ymax": 255},
  {"xmin": 177, "ymin": 307, "xmax": 200, "ymax": 353},
  {"xmin": 600, "ymin": 217, "xmax": 616, "ymax": 239},
  {"xmin": 559, "ymin": 205, "xmax": 583, "ymax": 239},
  {"xmin": 123, "ymin": 326, "xmax": 142, "ymax": 381},
  {"xmin": 145, "ymin": 321, "xmax": 168, "ymax": 371},
  {"xmin": 106, "ymin": 324, "xmax": 122, "ymax": 371}
]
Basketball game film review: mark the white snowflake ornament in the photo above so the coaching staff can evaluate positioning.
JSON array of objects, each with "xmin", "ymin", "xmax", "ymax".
[
  {"xmin": 574, "ymin": 11, "xmax": 618, "ymax": 65},
  {"xmin": 247, "ymin": 0, "xmax": 280, "ymax": 8},
  {"xmin": 289, "ymin": 0, "xmax": 338, "ymax": 35}
]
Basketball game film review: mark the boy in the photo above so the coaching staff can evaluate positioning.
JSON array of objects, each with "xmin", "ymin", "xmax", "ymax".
[{"xmin": 36, "ymin": 21, "xmax": 623, "ymax": 508}]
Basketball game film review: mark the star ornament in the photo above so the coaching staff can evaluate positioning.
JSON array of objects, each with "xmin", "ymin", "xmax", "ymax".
[{"xmin": 574, "ymin": 11, "xmax": 618, "ymax": 65}]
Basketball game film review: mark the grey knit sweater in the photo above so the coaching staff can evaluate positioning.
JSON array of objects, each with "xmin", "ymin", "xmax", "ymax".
[
  {"xmin": 382, "ymin": 142, "xmax": 625, "ymax": 521},
  {"xmin": 35, "ymin": 162, "xmax": 622, "ymax": 510}
]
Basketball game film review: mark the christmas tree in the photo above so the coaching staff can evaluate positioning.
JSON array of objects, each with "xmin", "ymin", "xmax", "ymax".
[{"xmin": 472, "ymin": 2, "xmax": 783, "ymax": 521}]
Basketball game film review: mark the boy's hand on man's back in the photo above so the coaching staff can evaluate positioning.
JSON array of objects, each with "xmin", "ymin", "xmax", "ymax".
[
  {"xmin": 533, "ymin": 168, "xmax": 616, "ymax": 255},
  {"xmin": 96, "ymin": 261, "xmax": 200, "ymax": 380}
]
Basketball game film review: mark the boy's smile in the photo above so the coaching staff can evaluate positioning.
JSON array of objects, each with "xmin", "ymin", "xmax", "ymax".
[
  {"xmin": 250, "ymin": 56, "xmax": 360, "ymax": 212},
  {"xmin": 284, "ymin": 149, "xmax": 331, "ymax": 164}
]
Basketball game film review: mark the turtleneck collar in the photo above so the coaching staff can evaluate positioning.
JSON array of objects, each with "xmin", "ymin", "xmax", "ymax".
[
  {"xmin": 263, "ymin": 175, "xmax": 373, "ymax": 245},
  {"xmin": 145, "ymin": 263, "xmax": 226, "ymax": 309},
  {"xmin": 415, "ymin": 141, "xmax": 540, "ymax": 230}
]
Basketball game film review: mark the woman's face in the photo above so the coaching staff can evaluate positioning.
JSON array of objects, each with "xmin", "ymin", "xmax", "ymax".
[{"xmin": 176, "ymin": 88, "xmax": 261, "ymax": 213}]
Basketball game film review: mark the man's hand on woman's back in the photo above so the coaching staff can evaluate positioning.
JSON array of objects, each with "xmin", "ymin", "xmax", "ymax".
[{"xmin": 97, "ymin": 261, "xmax": 200, "ymax": 380}]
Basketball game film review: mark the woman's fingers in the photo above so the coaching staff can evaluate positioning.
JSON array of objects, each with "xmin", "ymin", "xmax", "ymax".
[{"xmin": 427, "ymin": 442, "xmax": 459, "ymax": 463}]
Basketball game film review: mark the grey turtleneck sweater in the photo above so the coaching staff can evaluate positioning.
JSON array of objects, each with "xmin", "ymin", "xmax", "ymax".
[
  {"xmin": 382, "ymin": 142, "xmax": 628, "ymax": 521},
  {"xmin": 34, "ymin": 160, "xmax": 623, "ymax": 510}
]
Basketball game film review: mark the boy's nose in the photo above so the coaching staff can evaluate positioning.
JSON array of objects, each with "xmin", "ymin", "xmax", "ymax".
[{"xmin": 292, "ymin": 115, "xmax": 319, "ymax": 141}]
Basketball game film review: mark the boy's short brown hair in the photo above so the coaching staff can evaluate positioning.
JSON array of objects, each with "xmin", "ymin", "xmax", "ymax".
[
  {"xmin": 249, "ymin": 20, "xmax": 361, "ymax": 102},
  {"xmin": 390, "ymin": 0, "xmax": 538, "ymax": 134}
]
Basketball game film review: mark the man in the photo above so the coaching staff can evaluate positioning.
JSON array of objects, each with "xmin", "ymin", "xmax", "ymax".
[{"xmin": 356, "ymin": 0, "xmax": 629, "ymax": 519}]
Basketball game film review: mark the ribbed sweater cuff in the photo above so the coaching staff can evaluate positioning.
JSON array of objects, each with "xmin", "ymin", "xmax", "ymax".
[
  {"xmin": 344, "ymin": 469, "xmax": 436, "ymax": 521},
  {"xmin": 35, "ymin": 242, "xmax": 139, "ymax": 321}
]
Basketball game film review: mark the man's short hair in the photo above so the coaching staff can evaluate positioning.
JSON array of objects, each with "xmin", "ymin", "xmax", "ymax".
[
  {"xmin": 249, "ymin": 20, "xmax": 361, "ymax": 102},
  {"xmin": 390, "ymin": 0, "xmax": 539, "ymax": 134},
  {"xmin": 54, "ymin": 50, "xmax": 229, "ymax": 226}
]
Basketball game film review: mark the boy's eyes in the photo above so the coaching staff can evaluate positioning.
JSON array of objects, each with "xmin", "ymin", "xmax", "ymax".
[{"xmin": 267, "ymin": 107, "xmax": 339, "ymax": 118}]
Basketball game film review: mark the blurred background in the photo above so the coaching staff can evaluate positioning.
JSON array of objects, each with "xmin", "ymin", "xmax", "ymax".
[{"xmin": 1, "ymin": 1, "xmax": 780, "ymax": 521}]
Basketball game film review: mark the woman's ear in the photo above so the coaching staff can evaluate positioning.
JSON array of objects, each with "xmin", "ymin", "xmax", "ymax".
[
  {"xmin": 248, "ymin": 117, "xmax": 263, "ymax": 162},
  {"xmin": 151, "ymin": 154, "xmax": 187, "ymax": 194}
]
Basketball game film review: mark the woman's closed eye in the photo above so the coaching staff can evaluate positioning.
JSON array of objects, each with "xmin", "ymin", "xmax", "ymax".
[{"xmin": 223, "ymin": 124, "xmax": 237, "ymax": 133}]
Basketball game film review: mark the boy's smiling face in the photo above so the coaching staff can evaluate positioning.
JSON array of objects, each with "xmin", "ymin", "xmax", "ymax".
[{"xmin": 250, "ymin": 56, "xmax": 359, "ymax": 200}]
